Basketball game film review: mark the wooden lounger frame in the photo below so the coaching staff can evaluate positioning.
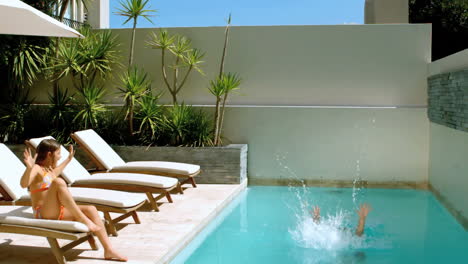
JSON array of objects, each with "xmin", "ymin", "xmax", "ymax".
[
  {"xmin": 71, "ymin": 132, "xmax": 200, "ymax": 193},
  {"xmin": 70, "ymin": 182, "xmax": 176, "ymax": 212},
  {"xmin": 108, "ymin": 169, "xmax": 199, "ymax": 191},
  {"xmin": 25, "ymin": 140, "xmax": 176, "ymax": 212},
  {"xmin": 0, "ymin": 223, "xmax": 97, "ymax": 264},
  {"xmin": 0, "ymin": 186, "xmax": 144, "ymax": 237}
]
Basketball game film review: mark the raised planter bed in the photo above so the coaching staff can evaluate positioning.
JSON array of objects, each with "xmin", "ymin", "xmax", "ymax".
[{"xmin": 8, "ymin": 144, "xmax": 248, "ymax": 184}]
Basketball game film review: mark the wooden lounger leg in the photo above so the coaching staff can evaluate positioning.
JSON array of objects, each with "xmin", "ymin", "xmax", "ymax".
[
  {"xmin": 180, "ymin": 177, "xmax": 197, "ymax": 188},
  {"xmin": 132, "ymin": 211, "xmax": 141, "ymax": 224},
  {"xmin": 178, "ymin": 182, "xmax": 184, "ymax": 194},
  {"xmin": 103, "ymin": 212, "xmax": 118, "ymax": 236},
  {"xmin": 47, "ymin": 233, "xmax": 97, "ymax": 264},
  {"xmin": 190, "ymin": 177, "xmax": 197, "ymax": 188},
  {"xmin": 87, "ymin": 235, "xmax": 98, "ymax": 250},
  {"xmin": 146, "ymin": 192, "xmax": 160, "ymax": 212},
  {"xmin": 47, "ymin": 237, "xmax": 67, "ymax": 264},
  {"xmin": 165, "ymin": 191, "xmax": 173, "ymax": 203}
]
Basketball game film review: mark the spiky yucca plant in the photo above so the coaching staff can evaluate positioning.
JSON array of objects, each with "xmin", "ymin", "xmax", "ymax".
[
  {"xmin": 48, "ymin": 28, "xmax": 120, "ymax": 89},
  {"xmin": 0, "ymin": 90, "xmax": 33, "ymax": 143},
  {"xmin": 158, "ymin": 103, "xmax": 213, "ymax": 147},
  {"xmin": 209, "ymin": 72, "xmax": 241, "ymax": 145},
  {"xmin": 74, "ymin": 84, "xmax": 107, "ymax": 129},
  {"xmin": 135, "ymin": 94, "xmax": 164, "ymax": 143},
  {"xmin": 147, "ymin": 30, "xmax": 205, "ymax": 104},
  {"xmin": 48, "ymin": 87, "xmax": 74, "ymax": 129},
  {"xmin": 185, "ymin": 109, "xmax": 214, "ymax": 147},
  {"xmin": 118, "ymin": 66, "xmax": 152, "ymax": 135}
]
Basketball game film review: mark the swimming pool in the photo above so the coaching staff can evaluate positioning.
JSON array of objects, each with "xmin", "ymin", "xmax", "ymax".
[{"xmin": 172, "ymin": 186, "xmax": 468, "ymax": 264}]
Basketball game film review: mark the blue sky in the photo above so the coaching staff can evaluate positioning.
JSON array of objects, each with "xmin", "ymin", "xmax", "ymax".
[{"xmin": 110, "ymin": 0, "xmax": 364, "ymax": 28}]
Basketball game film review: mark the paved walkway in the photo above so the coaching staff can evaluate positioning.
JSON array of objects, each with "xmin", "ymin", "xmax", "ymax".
[{"xmin": 0, "ymin": 182, "xmax": 247, "ymax": 264}]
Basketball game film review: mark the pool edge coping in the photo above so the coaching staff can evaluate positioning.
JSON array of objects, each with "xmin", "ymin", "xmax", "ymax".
[{"xmin": 157, "ymin": 179, "xmax": 248, "ymax": 264}]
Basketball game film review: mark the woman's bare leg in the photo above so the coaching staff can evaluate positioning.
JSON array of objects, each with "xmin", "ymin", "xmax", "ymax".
[
  {"xmin": 40, "ymin": 178, "xmax": 99, "ymax": 232},
  {"xmin": 59, "ymin": 205, "xmax": 127, "ymax": 261},
  {"xmin": 355, "ymin": 204, "xmax": 371, "ymax": 237},
  {"xmin": 79, "ymin": 206, "xmax": 128, "ymax": 261},
  {"xmin": 42, "ymin": 180, "xmax": 128, "ymax": 261}
]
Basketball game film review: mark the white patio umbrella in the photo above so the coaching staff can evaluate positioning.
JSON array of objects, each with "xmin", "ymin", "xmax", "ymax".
[{"xmin": 0, "ymin": 0, "xmax": 83, "ymax": 38}]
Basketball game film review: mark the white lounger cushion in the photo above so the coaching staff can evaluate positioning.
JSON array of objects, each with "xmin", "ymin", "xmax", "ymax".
[
  {"xmin": 28, "ymin": 136, "xmax": 177, "ymax": 189},
  {"xmin": 69, "ymin": 188, "xmax": 146, "ymax": 208},
  {"xmin": 0, "ymin": 144, "xmax": 30, "ymax": 200},
  {"xmin": 0, "ymin": 207, "xmax": 88, "ymax": 233},
  {"xmin": 0, "ymin": 143, "xmax": 147, "ymax": 208},
  {"xmin": 75, "ymin": 173, "xmax": 178, "ymax": 189},
  {"xmin": 73, "ymin": 129, "xmax": 200, "ymax": 176},
  {"xmin": 73, "ymin": 129, "xmax": 126, "ymax": 169},
  {"xmin": 112, "ymin": 161, "xmax": 200, "ymax": 176},
  {"xmin": 18, "ymin": 188, "xmax": 146, "ymax": 208}
]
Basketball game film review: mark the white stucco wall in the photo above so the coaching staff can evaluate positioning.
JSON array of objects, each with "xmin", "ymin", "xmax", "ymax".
[
  {"xmin": 30, "ymin": 24, "xmax": 431, "ymax": 107},
  {"xmin": 364, "ymin": 0, "xmax": 409, "ymax": 24},
  {"xmin": 221, "ymin": 107, "xmax": 429, "ymax": 183},
  {"xmin": 428, "ymin": 49, "xmax": 468, "ymax": 76},
  {"xmin": 429, "ymin": 123, "xmax": 468, "ymax": 220}
]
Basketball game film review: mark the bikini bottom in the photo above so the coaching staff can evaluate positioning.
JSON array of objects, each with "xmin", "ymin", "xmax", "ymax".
[{"xmin": 33, "ymin": 205, "xmax": 65, "ymax": 220}]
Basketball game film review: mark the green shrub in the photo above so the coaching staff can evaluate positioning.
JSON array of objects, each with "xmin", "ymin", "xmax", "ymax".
[
  {"xmin": 24, "ymin": 106, "xmax": 53, "ymax": 141},
  {"xmin": 155, "ymin": 103, "xmax": 214, "ymax": 147},
  {"xmin": 0, "ymin": 90, "xmax": 33, "ymax": 143},
  {"xmin": 134, "ymin": 94, "xmax": 164, "ymax": 145},
  {"xmin": 183, "ymin": 108, "xmax": 215, "ymax": 147},
  {"xmin": 118, "ymin": 66, "xmax": 152, "ymax": 135},
  {"xmin": 95, "ymin": 110, "xmax": 128, "ymax": 145},
  {"xmin": 48, "ymin": 87, "xmax": 74, "ymax": 129},
  {"xmin": 73, "ymin": 84, "xmax": 107, "ymax": 130}
]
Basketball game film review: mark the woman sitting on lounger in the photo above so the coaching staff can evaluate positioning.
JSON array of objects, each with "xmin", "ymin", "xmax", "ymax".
[{"xmin": 20, "ymin": 139, "xmax": 127, "ymax": 262}]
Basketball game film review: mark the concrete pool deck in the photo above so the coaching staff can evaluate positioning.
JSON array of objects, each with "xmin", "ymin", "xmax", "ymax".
[{"xmin": 0, "ymin": 181, "xmax": 247, "ymax": 264}]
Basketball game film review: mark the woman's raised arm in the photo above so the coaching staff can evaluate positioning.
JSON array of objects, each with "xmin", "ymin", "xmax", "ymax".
[
  {"xmin": 20, "ymin": 148, "xmax": 38, "ymax": 188},
  {"xmin": 52, "ymin": 145, "xmax": 75, "ymax": 177}
]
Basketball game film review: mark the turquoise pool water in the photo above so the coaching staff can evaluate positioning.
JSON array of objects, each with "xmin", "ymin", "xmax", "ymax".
[{"xmin": 172, "ymin": 186, "xmax": 468, "ymax": 264}]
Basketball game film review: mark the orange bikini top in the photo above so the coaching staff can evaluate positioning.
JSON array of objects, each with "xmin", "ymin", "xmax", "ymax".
[{"xmin": 30, "ymin": 173, "xmax": 53, "ymax": 194}]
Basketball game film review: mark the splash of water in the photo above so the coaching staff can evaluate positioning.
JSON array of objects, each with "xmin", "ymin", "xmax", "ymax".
[
  {"xmin": 289, "ymin": 209, "xmax": 369, "ymax": 251},
  {"xmin": 277, "ymin": 151, "xmax": 366, "ymax": 250},
  {"xmin": 352, "ymin": 159, "xmax": 363, "ymax": 207},
  {"xmin": 275, "ymin": 152, "xmax": 312, "ymax": 216}
]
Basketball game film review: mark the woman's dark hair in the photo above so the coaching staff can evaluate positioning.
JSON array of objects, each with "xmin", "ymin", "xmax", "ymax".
[{"xmin": 35, "ymin": 139, "xmax": 61, "ymax": 165}]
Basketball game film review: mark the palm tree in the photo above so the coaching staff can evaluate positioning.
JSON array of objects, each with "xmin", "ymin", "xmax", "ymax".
[{"xmin": 116, "ymin": 0, "xmax": 155, "ymax": 67}]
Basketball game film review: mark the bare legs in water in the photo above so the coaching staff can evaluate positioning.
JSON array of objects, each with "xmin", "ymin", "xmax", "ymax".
[{"xmin": 310, "ymin": 204, "xmax": 372, "ymax": 237}]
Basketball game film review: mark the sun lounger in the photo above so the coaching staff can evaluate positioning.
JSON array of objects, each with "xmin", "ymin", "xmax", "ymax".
[
  {"xmin": 0, "ymin": 144, "xmax": 146, "ymax": 236},
  {"xmin": 1, "ymin": 206, "xmax": 97, "ymax": 264},
  {"xmin": 26, "ymin": 136, "xmax": 179, "ymax": 212},
  {"xmin": 71, "ymin": 129, "xmax": 200, "ymax": 190}
]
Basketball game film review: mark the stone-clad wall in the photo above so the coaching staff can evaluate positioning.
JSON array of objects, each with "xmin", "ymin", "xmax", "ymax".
[
  {"xmin": 428, "ymin": 69, "xmax": 468, "ymax": 132},
  {"xmin": 113, "ymin": 144, "xmax": 248, "ymax": 184}
]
